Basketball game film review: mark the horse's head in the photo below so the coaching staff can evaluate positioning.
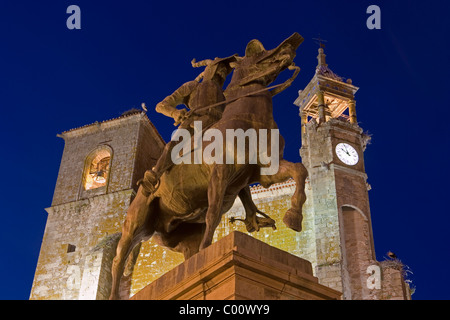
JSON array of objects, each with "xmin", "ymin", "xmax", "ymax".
[
  {"xmin": 224, "ymin": 33, "xmax": 304, "ymax": 94},
  {"xmin": 257, "ymin": 32, "xmax": 304, "ymax": 69}
]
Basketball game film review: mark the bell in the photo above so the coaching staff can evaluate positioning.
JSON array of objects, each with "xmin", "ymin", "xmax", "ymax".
[{"xmin": 94, "ymin": 170, "xmax": 106, "ymax": 183}]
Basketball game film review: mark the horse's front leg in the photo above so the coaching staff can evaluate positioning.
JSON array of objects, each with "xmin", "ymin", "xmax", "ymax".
[
  {"xmin": 259, "ymin": 159, "xmax": 308, "ymax": 232},
  {"xmin": 200, "ymin": 165, "xmax": 229, "ymax": 250},
  {"xmin": 109, "ymin": 186, "xmax": 155, "ymax": 300}
]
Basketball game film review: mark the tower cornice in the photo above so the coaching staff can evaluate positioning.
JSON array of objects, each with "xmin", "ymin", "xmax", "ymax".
[
  {"xmin": 58, "ymin": 112, "xmax": 165, "ymax": 147},
  {"xmin": 294, "ymin": 73, "xmax": 359, "ymax": 109}
]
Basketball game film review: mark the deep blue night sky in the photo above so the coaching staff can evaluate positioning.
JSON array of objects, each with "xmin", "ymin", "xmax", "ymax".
[{"xmin": 1, "ymin": 1, "xmax": 449, "ymax": 300}]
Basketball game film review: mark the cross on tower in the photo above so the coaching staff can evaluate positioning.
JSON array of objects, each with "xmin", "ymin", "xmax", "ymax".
[{"xmin": 313, "ymin": 35, "xmax": 328, "ymax": 48}]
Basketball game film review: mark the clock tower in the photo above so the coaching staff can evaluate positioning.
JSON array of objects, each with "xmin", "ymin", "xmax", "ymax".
[{"xmin": 295, "ymin": 47, "xmax": 380, "ymax": 299}]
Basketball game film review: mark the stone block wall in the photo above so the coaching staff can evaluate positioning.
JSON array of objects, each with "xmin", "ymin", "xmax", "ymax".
[
  {"xmin": 30, "ymin": 112, "xmax": 164, "ymax": 300},
  {"xmin": 51, "ymin": 112, "xmax": 163, "ymax": 206},
  {"xmin": 31, "ymin": 110, "xmax": 411, "ymax": 300},
  {"xmin": 299, "ymin": 119, "xmax": 376, "ymax": 298},
  {"xmin": 30, "ymin": 190, "xmax": 132, "ymax": 299}
]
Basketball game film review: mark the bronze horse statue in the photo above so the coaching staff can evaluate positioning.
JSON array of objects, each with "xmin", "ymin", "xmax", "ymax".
[{"xmin": 109, "ymin": 32, "xmax": 308, "ymax": 300}]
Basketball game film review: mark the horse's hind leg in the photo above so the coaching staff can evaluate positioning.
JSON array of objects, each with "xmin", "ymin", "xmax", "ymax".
[
  {"xmin": 200, "ymin": 165, "xmax": 229, "ymax": 250},
  {"xmin": 259, "ymin": 159, "xmax": 308, "ymax": 232},
  {"xmin": 109, "ymin": 186, "xmax": 155, "ymax": 300},
  {"xmin": 236, "ymin": 186, "xmax": 276, "ymax": 232}
]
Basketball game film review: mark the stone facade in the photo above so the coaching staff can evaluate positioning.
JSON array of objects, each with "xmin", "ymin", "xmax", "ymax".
[
  {"xmin": 30, "ymin": 111, "xmax": 165, "ymax": 300},
  {"xmin": 30, "ymin": 110, "xmax": 411, "ymax": 299},
  {"xmin": 291, "ymin": 47, "xmax": 411, "ymax": 300},
  {"xmin": 299, "ymin": 118, "xmax": 377, "ymax": 299}
]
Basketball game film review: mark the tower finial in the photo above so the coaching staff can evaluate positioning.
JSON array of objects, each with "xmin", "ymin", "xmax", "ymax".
[
  {"xmin": 313, "ymin": 36, "xmax": 328, "ymax": 67},
  {"xmin": 317, "ymin": 47, "xmax": 327, "ymax": 68}
]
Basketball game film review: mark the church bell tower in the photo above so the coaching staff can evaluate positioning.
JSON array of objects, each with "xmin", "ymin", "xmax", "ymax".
[
  {"xmin": 30, "ymin": 111, "xmax": 164, "ymax": 300},
  {"xmin": 295, "ymin": 47, "xmax": 379, "ymax": 299}
]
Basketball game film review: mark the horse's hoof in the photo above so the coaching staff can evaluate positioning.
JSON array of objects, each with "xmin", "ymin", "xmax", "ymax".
[
  {"xmin": 283, "ymin": 208, "xmax": 303, "ymax": 232},
  {"xmin": 256, "ymin": 217, "xmax": 276, "ymax": 230}
]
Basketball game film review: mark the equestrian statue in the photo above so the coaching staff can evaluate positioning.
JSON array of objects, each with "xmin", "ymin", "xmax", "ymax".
[{"xmin": 109, "ymin": 32, "xmax": 307, "ymax": 300}]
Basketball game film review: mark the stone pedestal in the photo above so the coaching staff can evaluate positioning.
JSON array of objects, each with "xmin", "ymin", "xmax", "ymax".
[{"xmin": 131, "ymin": 231, "xmax": 341, "ymax": 300}]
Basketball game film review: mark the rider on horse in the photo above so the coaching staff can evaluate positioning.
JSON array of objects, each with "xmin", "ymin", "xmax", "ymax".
[{"xmin": 139, "ymin": 55, "xmax": 238, "ymax": 197}]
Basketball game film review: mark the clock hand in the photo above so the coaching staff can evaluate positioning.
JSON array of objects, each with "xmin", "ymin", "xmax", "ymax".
[
  {"xmin": 343, "ymin": 148, "xmax": 350, "ymax": 156},
  {"xmin": 343, "ymin": 146, "xmax": 352, "ymax": 156}
]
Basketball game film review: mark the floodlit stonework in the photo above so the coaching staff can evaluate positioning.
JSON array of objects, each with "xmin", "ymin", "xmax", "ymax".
[{"xmin": 30, "ymin": 111, "xmax": 165, "ymax": 300}]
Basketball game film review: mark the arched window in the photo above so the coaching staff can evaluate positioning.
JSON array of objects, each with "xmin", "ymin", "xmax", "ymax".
[
  {"xmin": 83, "ymin": 146, "xmax": 112, "ymax": 190},
  {"xmin": 340, "ymin": 205, "xmax": 375, "ymax": 299}
]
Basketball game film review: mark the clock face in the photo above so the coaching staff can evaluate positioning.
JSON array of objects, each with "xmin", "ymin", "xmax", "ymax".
[{"xmin": 335, "ymin": 143, "xmax": 359, "ymax": 166}]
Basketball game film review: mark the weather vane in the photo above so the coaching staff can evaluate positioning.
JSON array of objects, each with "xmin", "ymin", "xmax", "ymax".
[{"xmin": 313, "ymin": 35, "xmax": 328, "ymax": 48}]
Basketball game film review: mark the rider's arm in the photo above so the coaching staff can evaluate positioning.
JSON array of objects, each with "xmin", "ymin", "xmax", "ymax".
[{"xmin": 155, "ymin": 80, "xmax": 198, "ymax": 119}]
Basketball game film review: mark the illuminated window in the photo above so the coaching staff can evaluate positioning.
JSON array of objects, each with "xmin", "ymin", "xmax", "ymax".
[{"xmin": 84, "ymin": 147, "xmax": 111, "ymax": 190}]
